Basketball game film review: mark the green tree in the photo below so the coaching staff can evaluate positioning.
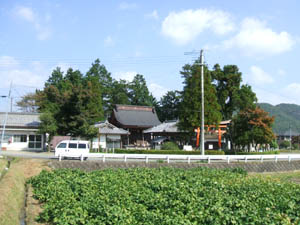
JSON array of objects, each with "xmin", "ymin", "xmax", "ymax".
[
  {"xmin": 211, "ymin": 64, "xmax": 257, "ymax": 119},
  {"xmin": 279, "ymin": 140, "xmax": 290, "ymax": 149},
  {"xmin": 38, "ymin": 112, "xmax": 57, "ymax": 151},
  {"xmin": 86, "ymin": 59, "xmax": 113, "ymax": 116},
  {"xmin": 110, "ymin": 79, "xmax": 130, "ymax": 106},
  {"xmin": 158, "ymin": 91, "xmax": 181, "ymax": 122},
  {"xmin": 231, "ymin": 107, "xmax": 275, "ymax": 151},
  {"xmin": 16, "ymin": 92, "xmax": 38, "ymax": 112},
  {"xmin": 178, "ymin": 62, "xmax": 222, "ymax": 134},
  {"xmin": 128, "ymin": 74, "xmax": 153, "ymax": 106},
  {"xmin": 37, "ymin": 65, "xmax": 104, "ymax": 139}
]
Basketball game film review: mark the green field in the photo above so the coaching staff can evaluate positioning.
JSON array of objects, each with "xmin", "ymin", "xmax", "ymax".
[
  {"xmin": 0, "ymin": 159, "xmax": 7, "ymax": 174},
  {"xmin": 29, "ymin": 167, "xmax": 300, "ymax": 225}
]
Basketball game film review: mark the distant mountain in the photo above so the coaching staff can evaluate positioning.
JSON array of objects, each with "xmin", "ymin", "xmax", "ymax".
[{"xmin": 258, "ymin": 103, "xmax": 300, "ymax": 135}]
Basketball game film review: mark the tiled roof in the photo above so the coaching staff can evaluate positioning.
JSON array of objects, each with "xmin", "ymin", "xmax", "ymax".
[
  {"xmin": 0, "ymin": 112, "xmax": 40, "ymax": 128},
  {"xmin": 94, "ymin": 120, "xmax": 129, "ymax": 135},
  {"xmin": 143, "ymin": 121, "xmax": 178, "ymax": 133},
  {"xmin": 112, "ymin": 105, "xmax": 161, "ymax": 128}
]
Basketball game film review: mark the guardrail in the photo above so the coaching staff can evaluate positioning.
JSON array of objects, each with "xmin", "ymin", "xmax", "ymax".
[{"xmin": 58, "ymin": 153, "xmax": 300, "ymax": 164}]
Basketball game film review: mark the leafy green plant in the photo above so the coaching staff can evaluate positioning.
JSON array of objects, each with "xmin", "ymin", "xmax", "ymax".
[
  {"xmin": 29, "ymin": 167, "xmax": 300, "ymax": 224},
  {"xmin": 161, "ymin": 142, "xmax": 179, "ymax": 150}
]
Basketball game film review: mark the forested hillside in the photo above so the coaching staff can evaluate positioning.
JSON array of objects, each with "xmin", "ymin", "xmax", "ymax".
[{"xmin": 258, "ymin": 103, "xmax": 300, "ymax": 135}]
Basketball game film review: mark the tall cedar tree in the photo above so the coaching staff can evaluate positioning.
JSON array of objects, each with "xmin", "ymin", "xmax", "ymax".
[
  {"xmin": 179, "ymin": 62, "xmax": 222, "ymax": 134},
  {"xmin": 86, "ymin": 59, "xmax": 113, "ymax": 117},
  {"xmin": 231, "ymin": 107, "xmax": 275, "ymax": 151},
  {"xmin": 129, "ymin": 74, "xmax": 154, "ymax": 106},
  {"xmin": 158, "ymin": 91, "xmax": 181, "ymax": 122},
  {"xmin": 110, "ymin": 79, "xmax": 130, "ymax": 106},
  {"xmin": 211, "ymin": 64, "xmax": 257, "ymax": 120}
]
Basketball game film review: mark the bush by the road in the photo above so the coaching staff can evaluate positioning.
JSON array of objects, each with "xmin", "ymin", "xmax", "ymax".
[{"xmin": 113, "ymin": 149, "xmax": 224, "ymax": 155}]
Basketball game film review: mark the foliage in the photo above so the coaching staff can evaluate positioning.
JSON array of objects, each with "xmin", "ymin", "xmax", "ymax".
[
  {"xmin": 37, "ymin": 64, "xmax": 103, "ymax": 139},
  {"xmin": 258, "ymin": 103, "xmax": 300, "ymax": 135},
  {"xmin": 211, "ymin": 64, "xmax": 257, "ymax": 120},
  {"xmin": 179, "ymin": 62, "xmax": 222, "ymax": 134},
  {"xmin": 279, "ymin": 140, "xmax": 291, "ymax": 149},
  {"xmin": 29, "ymin": 168, "xmax": 300, "ymax": 224},
  {"xmin": 128, "ymin": 74, "xmax": 154, "ymax": 106},
  {"xmin": 225, "ymin": 150, "xmax": 279, "ymax": 155},
  {"xmin": 158, "ymin": 91, "xmax": 181, "ymax": 122},
  {"xmin": 231, "ymin": 107, "xmax": 275, "ymax": 151},
  {"xmin": 269, "ymin": 139, "xmax": 279, "ymax": 149},
  {"xmin": 113, "ymin": 149, "xmax": 225, "ymax": 155},
  {"xmin": 161, "ymin": 141, "xmax": 180, "ymax": 150},
  {"xmin": 15, "ymin": 92, "xmax": 38, "ymax": 112},
  {"xmin": 86, "ymin": 59, "xmax": 113, "ymax": 116}
]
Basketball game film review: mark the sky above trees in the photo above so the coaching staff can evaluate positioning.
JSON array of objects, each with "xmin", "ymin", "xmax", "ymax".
[{"xmin": 0, "ymin": 0, "xmax": 300, "ymax": 111}]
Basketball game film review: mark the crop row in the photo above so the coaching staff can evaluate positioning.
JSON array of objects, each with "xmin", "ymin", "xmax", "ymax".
[{"xmin": 28, "ymin": 167, "xmax": 300, "ymax": 224}]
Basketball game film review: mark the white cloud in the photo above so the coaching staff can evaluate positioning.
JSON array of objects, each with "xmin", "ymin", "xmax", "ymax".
[
  {"xmin": 224, "ymin": 18, "xmax": 294, "ymax": 56},
  {"xmin": 283, "ymin": 83, "xmax": 300, "ymax": 101},
  {"xmin": 248, "ymin": 66, "xmax": 274, "ymax": 85},
  {"xmin": 119, "ymin": 2, "xmax": 137, "ymax": 10},
  {"xmin": 0, "ymin": 56, "xmax": 19, "ymax": 68},
  {"xmin": 113, "ymin": 71, "xmax": 137, "ymax": 81},
  {"xmin": 161, "ymin": 9, "xmax": 234, "ymax": 45},
  {"xmin": 255, "ymin": 88, "xmax": 292, "ymax": 104},
  {"xmin": 149, "ymin": 83, "xmax": 169, "ymax": 99},
  {"xmin": 278, "ymin": 69, "xmax": 286, "ymax": 76},
  {"xmin": 14, "ymin": 6, "xmax": 52, "ymax": 40},
  {"xmin": 146, "ymin": 10, "xmax": 159, "ymax": 20},
  {"xmin": 104, "ymin": 35, "xmax": 114, "ymax": 47},
  {"xmin": 15, "ymin": 6, "xmax": 35, "ymax": 22}
]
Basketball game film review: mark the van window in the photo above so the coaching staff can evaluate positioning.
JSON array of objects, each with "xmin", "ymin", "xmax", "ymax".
[
  {"xmin": 69, "ymin": 143, "xmax": 77, "ymax": 148},
  {"xmin": 78, "ymin": 143, "xmax": 86, "ymax": 149},
  {"xmin": 57, "ymin": 143, "xmax": 67, "ymax": 148}
]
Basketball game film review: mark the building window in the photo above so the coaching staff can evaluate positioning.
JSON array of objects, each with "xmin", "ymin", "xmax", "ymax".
[
  {"xmin": 14, "ymin": 135, "xmax": 27, "ymax": 143},
  {"xmin": 28, "ymin": 135, "xmax": 42, "ymax": 149}
]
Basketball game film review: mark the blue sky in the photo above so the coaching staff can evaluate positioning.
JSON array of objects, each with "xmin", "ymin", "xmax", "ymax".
[{"xmin": 0, "ymin": 0, "xmax": 300, "ymax": 112}]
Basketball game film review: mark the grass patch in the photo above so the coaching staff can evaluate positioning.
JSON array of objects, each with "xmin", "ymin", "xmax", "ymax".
[
  {"xmin": 0, "ymin": 158, "xmax": 49, "ymax": 225},
  {"xmin": 0, "ymin": 159, "xmax": 8, "ymax": 180},
  {"xmin": 251, "ymin": 170, "xmax": 300, "ymax": 185}
]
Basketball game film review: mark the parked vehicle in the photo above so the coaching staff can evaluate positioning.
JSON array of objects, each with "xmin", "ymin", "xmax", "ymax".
[{"xmin": 55, "ymin": 140, "xmax": 90, "ymax": 159}]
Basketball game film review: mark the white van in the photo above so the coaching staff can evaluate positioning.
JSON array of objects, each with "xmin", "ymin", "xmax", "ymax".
[{"xmin": 55, "ymin": 140, "xmax": 90, "ymax": 159}]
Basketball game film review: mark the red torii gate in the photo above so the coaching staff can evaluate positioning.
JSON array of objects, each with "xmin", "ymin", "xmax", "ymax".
[{"xmin": 196, "ymin": 124, "xmax": 228, "ymax": 149}]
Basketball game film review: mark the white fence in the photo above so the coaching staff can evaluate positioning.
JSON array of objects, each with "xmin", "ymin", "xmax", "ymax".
[{"xmin": 58, "ymin": 153, "xmax": 300, "ymax": 164}]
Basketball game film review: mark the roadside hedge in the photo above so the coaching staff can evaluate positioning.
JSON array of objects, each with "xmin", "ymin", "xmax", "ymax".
[
  {"xmin": 225, "ymin": 150, "xmax": 279, "ymax": 155},
  {"xmin": 113, "ymin": 149, "xmax": 225, "ymax": 155}
]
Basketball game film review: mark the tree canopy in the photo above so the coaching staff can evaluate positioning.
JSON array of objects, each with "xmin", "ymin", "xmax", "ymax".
[
  {"xmin": 178, "ymin": 62, "xmax": 222, "ymax": 134},
  {"xmin": 230, "ymin": 107, "xmax": 275, "ymax": 151}
]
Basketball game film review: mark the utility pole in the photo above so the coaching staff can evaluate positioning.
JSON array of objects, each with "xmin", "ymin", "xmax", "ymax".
[
  {"xmin": 184, "ymin": 49, "xmax": 205, "ymax": 155},
  {"xmin": 200, "ymin": 50, "xmax": 205, "ymax": 155},
  {"xmin": 289, "ymin": 123, "xmax": 292, "ymax": 150},
  {"xmin": 0, "ymin": 82, "xmax": 12, "ymax": 153}
]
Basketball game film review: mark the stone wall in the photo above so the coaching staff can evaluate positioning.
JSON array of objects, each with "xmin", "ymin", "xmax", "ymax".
[{"xmin": 49, "ymin": 160, "xmax": 300, "ymax": 173}]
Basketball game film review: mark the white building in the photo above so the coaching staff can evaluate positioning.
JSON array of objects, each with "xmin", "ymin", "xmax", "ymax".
[
  {"xmin": 93, "ymin": 120, "xmax": 129, "ymax": 149},
  {"xmin": 0, "ymin": 112, "xmax": 44, "ymax": 151}
]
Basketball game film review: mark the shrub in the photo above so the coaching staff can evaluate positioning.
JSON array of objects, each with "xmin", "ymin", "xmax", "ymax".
[
  {"xmin": 113, "ymin": 149, "xmax": 225, "ymax": 155},
  {"xmin": 161, "ymin": 142, "xmax": 179, "ymax": 150},
  {"xmin": 29, "ymin": 167, "xmax": 300, "ymax": 224},
  {"xmin": 225, "ymin": 150, "xmax": 279, "ymax": 155}
]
